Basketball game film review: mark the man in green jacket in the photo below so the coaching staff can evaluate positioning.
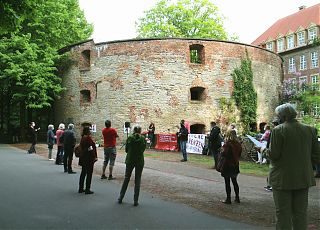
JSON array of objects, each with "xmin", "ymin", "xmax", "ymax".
[
  {"xmin": 118, "ymin": 125, "xmax": 146, "ymax": 206},
  {"xmin": 269, "ymin": 103, "xmax": 320, "ymax": 230}
]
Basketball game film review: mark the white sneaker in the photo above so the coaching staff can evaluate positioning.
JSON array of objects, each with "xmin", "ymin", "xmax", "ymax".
[{"xmin": 49, "ymin": 158, "xmax": 55, "ymax": 161}]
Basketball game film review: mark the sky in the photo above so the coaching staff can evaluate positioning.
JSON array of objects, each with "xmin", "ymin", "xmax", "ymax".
[{"xmin": 78, "ymin": 0, "xmax": 320, "ymax": 44}]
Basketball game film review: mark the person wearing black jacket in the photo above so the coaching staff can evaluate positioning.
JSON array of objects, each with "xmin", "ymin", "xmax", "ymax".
[
  {"xmin": 61, "ymin": 124, "xmax": 76, "ymax": 174},
  {"xmin": 178, "ymin": 120, "xmax": 189, "ymax": 162},
  {"xmin": 208, "ymin": 122, "xmax": 222, "ymax": 169}
]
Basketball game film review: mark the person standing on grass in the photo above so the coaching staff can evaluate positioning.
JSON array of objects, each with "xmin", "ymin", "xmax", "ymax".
[
  {"xmin": 178, "ymin": 120, "xmax": 188, "ymax": 162},
  {"xmin": 118, "ymin": 126, "xmax": 146, "ymax": 206},
  {"xmin": 101, "ymin": 120, "xmax": 118, "ymax": 180},
  {"xmin": 47, "ymin": 124, "xmax": 55, "ymax": 161},
  {"xmin": 269, "ymin": 103, "xmax": 320, "ymax": 230},
  {"xmin": 208, "ymin": 121, "xmax": 222, "ymax": 169}
]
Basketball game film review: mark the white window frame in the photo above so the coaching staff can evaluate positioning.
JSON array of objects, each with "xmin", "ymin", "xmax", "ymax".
[
  {"xmin": 277, "ymin": 38, "xmax": 284, "ymax": 52},
  {"xmin": 288, "ymin": 57, "xmax": 296, "ymax": 73},
  {"xmin": 266, "ymin": 42, "xmax": 273, "ymax": 51},
  {"xmin": 308, "ymin": 27, "xmax": 317, "ymax": 40},
  {"xmin": 287, "ymin": 35, "xmax": 294, "ymax": 49},
  {"xmin": 311, "ymin": 74, "xmax": 319, "ymax": 90},
  {"xmin": 297, "ymin": 31, "xmax": 305, "ymax": 46},
  {"xmin": 312, "ymin": 103, "xmax": 320, "ymax": 117},
  {"xmin": 311, "ymin": 51, "xmax": 319, "ymax": 68},
  {"xmin": 299, "ymin": 55, "xmax": 307, "ymax": 70}
]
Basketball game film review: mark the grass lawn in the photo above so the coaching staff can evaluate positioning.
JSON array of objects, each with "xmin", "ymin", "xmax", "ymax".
[{"xmin": 143, "ymin": 150, "xmax": 270, "ymax": 177}]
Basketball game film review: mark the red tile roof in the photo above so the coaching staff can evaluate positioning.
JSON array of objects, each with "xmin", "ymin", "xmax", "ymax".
[{"xmin": 251, "ymin": 3, "xmax": 320, "ymax": 45}]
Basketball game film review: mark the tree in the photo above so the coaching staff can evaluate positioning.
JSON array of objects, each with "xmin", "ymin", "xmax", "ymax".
[
  {"xmin": 231, "ymin": 51, "xmax": 257, "ymax": 133},
  {"xmin": 0, "ymin": 0, "xmax": 93, "ymax": 137},
  {"xmin": 135, "ymin": 0, "xmax": 230, "ymax": 40}
]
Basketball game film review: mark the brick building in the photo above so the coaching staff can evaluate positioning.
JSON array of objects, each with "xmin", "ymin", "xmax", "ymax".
[
  {"xmin": 252, "ymin": 4, "xmax": 320, "ymax": 92},
  {"xmin": 56, "ymin": 38, "xmax": 282, "ymax": 141}
]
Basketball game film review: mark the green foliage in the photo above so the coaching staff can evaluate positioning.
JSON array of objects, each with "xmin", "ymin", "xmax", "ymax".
[
  {"xmin": 135, "ymin": 0, "xmax": 230, "ymax": 40},
  {"xmin": 231, "ymin": 51, "xmax": 257, "ymax": 133}
]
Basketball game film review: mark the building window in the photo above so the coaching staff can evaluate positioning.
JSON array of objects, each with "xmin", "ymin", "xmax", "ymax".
[
  {"xmin": 311, "ymin": 74, "xmax": 319, "ymax": 90},
  {"xmin": 80, "ymin": 89, "xmax": 91, "ymax": 103},
  {"xmin": 277, "ymin": 38, "xmax": 284, "ymax": 52},
  {"xmin": 288, "ymin": 57, "xmax": 296, "ymax": 73},
  {"xmin": 299, "ymin": 55, "xmax": 307, "ymax": 70},
  {"xmin": 312, "ymin": 103, "xmax": 320, "ymax": 117},
  {"xmin": 189, "ymin": 44, "xmax": 204, "ymax": 64},
  {"xmin": 297, "ymin": 31, "xmax": 305, "ymax": 46},
  {"xmin": 308, "ymin": 27, "xmax": 317, "ymax": 40},
  {"xmin": 299, "ymin": 76, "xmax": 307, "ymax": 91},
  {"xmin": 266, "ymin": 42, "xmax": 273, "ymax": 51},
  {"xmin": 81, "ymin": 50, "xmax": 91, "ymax": 69},
  {"xmin": 287, "ymin": 35, "xmax": 294, "ymax": 49},
  {"xmin": 190, "ymin": 87, "xmax": 205, "ymax": 101},
  {"xmin": 311, "ymin": 51, "xmax": 319, "ymax": 68}
]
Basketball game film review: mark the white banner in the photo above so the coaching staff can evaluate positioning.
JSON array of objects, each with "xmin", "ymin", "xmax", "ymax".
[{"xmin": 186, "ymin": 134, "xmax": 206, "ymax": 154}]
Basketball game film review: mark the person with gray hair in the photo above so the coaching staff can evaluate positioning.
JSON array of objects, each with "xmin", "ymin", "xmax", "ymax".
[
  {"xmin": 61, "ymin": 124, "xmax": 76, "ymax": 174},
  {"xmin": 269, "ymin": 103, "xmax": 320, "ymax": 229},
  {"xmin": 118, "ymin": 125, "xmax": 146, "ymax": 206},
  {"xmin": 47, "ymin": 124, "xmax": 55, "ymax": 161}
]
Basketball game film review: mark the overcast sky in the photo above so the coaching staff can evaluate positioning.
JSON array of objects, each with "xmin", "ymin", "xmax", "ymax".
[{"xmin": 78, "ymin": 0, "xmax": 319, "ymax": 44}]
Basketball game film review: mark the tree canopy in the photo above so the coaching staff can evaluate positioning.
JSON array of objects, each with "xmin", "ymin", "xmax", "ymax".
[
  {"xmin": 135, "ymin": 0, "xmax": 231, "ymax": 40},
  {"xmin": 0, "ymin": 0, "xmax": 93, "ymax": 133}
]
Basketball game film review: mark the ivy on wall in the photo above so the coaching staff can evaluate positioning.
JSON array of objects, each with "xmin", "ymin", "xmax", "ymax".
[{"xmin": 231, "ymin": 50, "xmax": 257, "ymax": 133}]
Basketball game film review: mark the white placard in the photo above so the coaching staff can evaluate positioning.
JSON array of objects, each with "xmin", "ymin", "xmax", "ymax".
[
  {"xmin": 186, "ymin": 134, "xmax": 206, "ymax": 154},
  {"xmin": 246, "ymin": 135, "xmax": 267, "ymax": 148}
]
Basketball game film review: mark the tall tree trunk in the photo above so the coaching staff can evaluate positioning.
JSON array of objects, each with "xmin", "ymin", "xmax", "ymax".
[{"xmin": 20, "ymin": 101, "xmax": 26, "ymax": 142}]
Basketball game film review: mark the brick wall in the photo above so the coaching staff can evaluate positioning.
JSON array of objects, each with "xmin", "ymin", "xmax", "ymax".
[{"xmin": 55, "ymin": 38, "xmax": 283, "ymax": 141}]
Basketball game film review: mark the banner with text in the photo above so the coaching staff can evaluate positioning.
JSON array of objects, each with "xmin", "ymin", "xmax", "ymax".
[
  {"xmin": 154, "ymin": 134, "xmax": 178, "ymax": 151},
  {"xmin": 186, "ymin": 134, "xmax": 206, "ymax": 154}
]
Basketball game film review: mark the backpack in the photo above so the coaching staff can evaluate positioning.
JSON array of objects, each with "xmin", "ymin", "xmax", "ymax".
[{"xmin": 74, "ymin": 144, "xmax": 83, "ymax": 158}]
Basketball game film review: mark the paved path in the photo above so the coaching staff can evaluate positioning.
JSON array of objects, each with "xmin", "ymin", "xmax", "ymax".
[{"xmin": 0, "ymin": 144, "xmax": 270, "ymax": 230}]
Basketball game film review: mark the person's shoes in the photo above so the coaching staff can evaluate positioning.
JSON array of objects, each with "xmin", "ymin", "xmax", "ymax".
[
  {"xmin": 118, "ymin": 198, "xmax": 122, "ymax": 204},
  {"xmin": 266, "ymin": 187, "xmax": 273, "ymax": 192},
  {"xmin": 85, "ymin": 190, "xmax": 94, "ymax": 195},
  {"xmin": 315, "ymin": 174, "xmax": 320, "ymax": 178},
  {"xmin": 180, "ymin": 159, "xmax": 187, "ymax": 162},
  {"xmin": 78, "ymin": 189, "xmax": 84, "ymax": 193},
  {"xmin": 264, "ymin": 185, "xmax": 271, "ymax": 189},
  {"xmin": 68, "ymin": 171, "xmax": 76, "ymax": 174},
  {"xmin": 108, "ymin": 176, "xmax": 116, "ymax": 180},
  {"xmin": 49, "ymin": 158, "xmax": 54, "ymax": 161},
  {"xmin": 234, "ymin": 197, "xmax": 240, "ymax": 203},
  {"xmin": 221, "ymin": 199, "xmax": 231, "ymax": 204},
  {"xmin": 101, "ymin": 175, "xmax": 108, "ymax": 179},
  {"xmin": 134, "ymin": 201, "xmax": 139, "ymax": 206}
]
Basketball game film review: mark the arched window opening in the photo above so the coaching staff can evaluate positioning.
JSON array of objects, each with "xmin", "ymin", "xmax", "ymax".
[
  {"xmin": 81, "ymin": 50, "xmax": 91, "ymax": 69},
  {"xmin": 80, "ymin": 89, "xmax": 91, "ymax": 103},
  {"xmin": 190, "ymin": 87, "xmax": 205, "ymax": 101},
  {"xmin": 190, "ymin": 124, "xmax": 206, "ymax": 134},
  {"xmin": 189, "ymin": 44, "xmax": 204, "ymax": 64}
]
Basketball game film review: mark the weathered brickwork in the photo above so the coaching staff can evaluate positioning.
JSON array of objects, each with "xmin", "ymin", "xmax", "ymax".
[{"xmin": 56, "ymin": 38, "xmax": 283, "ymax": 140}]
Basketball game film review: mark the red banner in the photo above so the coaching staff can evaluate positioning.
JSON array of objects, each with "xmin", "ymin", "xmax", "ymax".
[{"xmin": 155, "ymin": 134, "xmax": 178, "ymax": 151}]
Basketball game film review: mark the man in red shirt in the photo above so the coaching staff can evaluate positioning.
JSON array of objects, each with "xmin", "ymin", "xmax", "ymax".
[{"xmin": 101, "ymin": 120, "xmax": 118, "ymax": 180}]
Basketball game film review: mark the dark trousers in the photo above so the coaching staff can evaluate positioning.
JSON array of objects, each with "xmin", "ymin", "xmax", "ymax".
[
  {"xmin": 55, "ymin": 146, "xmax": 64, "ymax": 164},
  {"xmin": 79, "ymin": 163, "xmax": 94, "ymax": 191},
  {"xmin": 211, "ymin": 148, "xmax": 220, "ymax": 167},
  {"xmin": 28, "ymin": 142, "xmax": 36, "ymax": 153},
  {"xmin": 63, "ymin": 148, "xmax": 74, "ymax": 172},
  {"xmin": 119, "ymin": 164, "xmax": 143, "ymax": 202},
  {"xmin": 224, "ymin": 176, "xmax": 239, "ymax": 200}
]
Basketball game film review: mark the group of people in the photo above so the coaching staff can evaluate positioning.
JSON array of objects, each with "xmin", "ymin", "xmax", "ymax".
[{"xmin": 37, "ymin": 102, "xmax": 320, "ymax": 228}]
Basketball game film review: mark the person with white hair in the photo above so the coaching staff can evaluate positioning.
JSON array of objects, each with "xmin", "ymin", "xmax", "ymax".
[
  {"xmin": 269, "ymin": 103, "xmax": 320, "ymax": 229},
  {"xmin": 55, "ymin": 123, "xmax": 65, "ymax": 165},
  {"xmin": 47, "ymin": 124, "xmax": 55, "ymax": 161}
]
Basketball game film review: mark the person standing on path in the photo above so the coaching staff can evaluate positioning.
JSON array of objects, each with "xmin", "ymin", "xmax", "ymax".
[
  {"xmin": 62, "ymin": 124, "xmax": 76, "ymax": 174},
  {"xmin": 101, "ymin": 120, "xmax": 118, "ymax": 180},
  {"xmin": 118, "ymin": 126, "xmax": 146, "ymax": 206},
  {"xmin": 27, "ymin": 121, "xmax": 40, "ymax": 154},
  {"xmin": 55, "ymin": 123, "xmax": 65, "ymax": 165},
  {"xmin": 78, "ymin": 126, "xmax": 98, "ymax": 194},
  {"xmin": 208, "ymin": 121, "xmax": 222, "ymax": 169},
  {"xmin": 47, "ymin": 124, "xmax": 55, "ymax": 161},
  {"xmin": 178, "ymin": 120, "xmax": 188, "ymax": 162},
  {"xmin": 219, "ymin": 129, "xmax": 242, "ymax": 204},
  {"xmin": 147, "ymin": 122, "xmax": 155, "ymax": 148},
  {"xmin": 269, "ymin": 103, "xmax": 320, "ymax": 230}
]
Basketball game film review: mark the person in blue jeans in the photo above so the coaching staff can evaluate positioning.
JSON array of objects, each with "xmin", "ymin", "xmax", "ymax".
[{"xmin": 178, "ymin": 120, "xmax": 189, "ymax": 162}]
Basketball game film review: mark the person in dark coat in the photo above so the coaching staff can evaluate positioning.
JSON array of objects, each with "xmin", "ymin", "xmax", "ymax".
[
  {"xmin": 118, "ymin": 126, "xmax": 146, "ymax": 206},
  {"xmin": 220, "ymin": 129, "xmax": 242, "ymax": 204},
  {"xmin": 208, "ymin": 121, "xmax": 222, "ymax": 168},
  {"xmin": 47, "ymin": 124, "xmax": 55, "ymax": 160},
  {"xmin": 178, "ymin": 120, "xmax": 189, "ymax": 162},
  {"xmin": 27, "ymin": 121, "xmax": 40, "ymax": 154},
  {"xmin": 61, "ymin": 124, "xmax": 76, "ymax": 173},
  {"xmin": 78, "ymin": 126, "xmax": 98, "ymax": 194}
]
